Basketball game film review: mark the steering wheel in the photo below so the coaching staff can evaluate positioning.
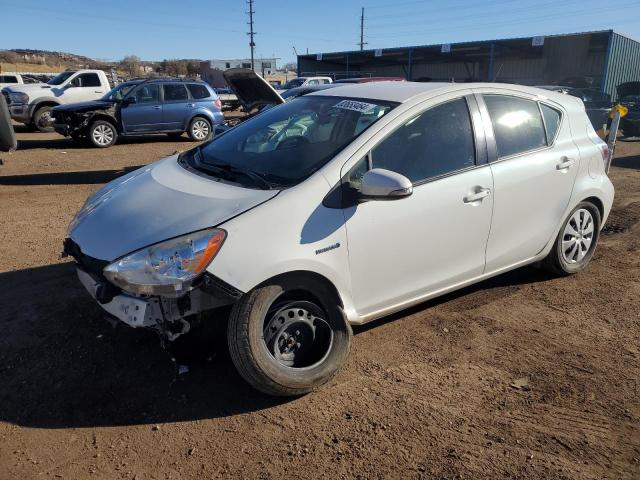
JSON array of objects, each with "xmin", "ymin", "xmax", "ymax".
[{"xmin": 276, "ymin": 136, "xmax": 310, "ymax": 150}]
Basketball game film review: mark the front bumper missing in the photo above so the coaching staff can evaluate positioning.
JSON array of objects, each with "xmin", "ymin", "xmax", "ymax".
[{"xmin": 76, "ymin": 267, "xmax": 239, "ymax": 341}]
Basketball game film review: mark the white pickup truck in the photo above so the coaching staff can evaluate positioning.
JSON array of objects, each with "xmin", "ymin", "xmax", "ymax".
[
  {"xmin": 1, "ymin": 69, "xmax": 110, "ymax": 132},
  {"xmin": 0, "ymin": 73, "xmax": 25, "ymax": 89}
]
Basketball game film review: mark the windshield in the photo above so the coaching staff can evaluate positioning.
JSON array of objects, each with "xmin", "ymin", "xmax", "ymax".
[
  {"xmin": 184, "ymin": 96, "xmax": 395, "ymax": 189},
  {"xmin": 282, "ymin": 78, "xmax": 305, "ymax": 89},
  {"xmin": 47, "ymin": 71, "xmax": 76, "ymax": 86},
  {"xmin": 102, "ymin": 82, "xmax": 140, "ymax": 102},
  {"xmin": 621, "ymin": 95, "xmax": 640, "ymax": 104}
]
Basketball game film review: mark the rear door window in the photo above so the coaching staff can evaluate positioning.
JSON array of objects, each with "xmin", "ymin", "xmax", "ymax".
[
  {"xmin": 370, "ymin": 97, "xmax": 476, "ymax": 184},
  {"xmin": 187, "ymin": 83, "xmax": 211, "ymax": 99},
  {"xmin": 540, "ymin": 103, "xmax": 561, "ymax": 144},
  {"xmin": 163, "ymin": 84, "xmax": 188, "ymax": 102},
  {"xmin": 1, "ymin": 75, "xmax": 18, "ymax": 83},
  {"xmin": 483, "ymin": 95, "xmax": 546, "ymax": 158}
]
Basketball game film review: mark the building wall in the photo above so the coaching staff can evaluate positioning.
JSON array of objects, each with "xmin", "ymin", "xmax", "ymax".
[{"xmin": 603, "ymin": 33, "xmax": 640, "ymax": 100}]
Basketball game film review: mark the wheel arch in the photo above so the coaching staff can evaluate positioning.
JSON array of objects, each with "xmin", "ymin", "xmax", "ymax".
[
  {"xmin": 89, "ymin": 114, "xmax": 120, "ymax": 132},
  {"xmin": 256, "ymin": 270, "xmax": 345, "ymax": 312},
  {"xmin": 583, "ymin": 195, "xmax": 604, "ymax": 219},
  {"xmin": 31, "ymin": 100, "xmax": 60, "ymax": 120}
]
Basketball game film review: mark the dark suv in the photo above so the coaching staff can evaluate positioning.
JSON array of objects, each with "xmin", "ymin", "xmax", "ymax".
[{"xmin": 52, "ymin": 78, "xmax": 224, "ymax": 148}]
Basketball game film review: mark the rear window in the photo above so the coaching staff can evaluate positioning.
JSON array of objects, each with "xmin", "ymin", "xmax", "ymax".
[
  {"xmin": 484, "ymin": 95, "xmax": 546, "ymax": 158},
  {"xmin": 187, "ymin": 83, "xmax": 211, "ymax": 99},
  {"xmin": 163, "ymin": 84, "xmax": 188, "ymax": 101},
  {"xmin": 0, "ymin": 75, "xmax": 18, "ymax": 83}
]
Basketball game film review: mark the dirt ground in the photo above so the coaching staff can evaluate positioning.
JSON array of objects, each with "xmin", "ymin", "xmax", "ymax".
[{"xmin": 0, "ymin": 125, "xmax": 638, "ymax": 480}]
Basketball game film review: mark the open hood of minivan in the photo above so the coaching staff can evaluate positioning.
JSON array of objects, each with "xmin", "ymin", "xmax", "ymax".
[
  {"xmin": 223, "ymin": 68, "xmax": 284, "ymax": 111},
  {"xmin": 68, "ymin": 154, "xmax": 278, "ymax": 261}
]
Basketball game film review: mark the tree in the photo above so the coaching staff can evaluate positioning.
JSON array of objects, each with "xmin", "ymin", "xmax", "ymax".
[{"xmin": 120, "ymin": 55, "xmax": 141, "ymax": 76}]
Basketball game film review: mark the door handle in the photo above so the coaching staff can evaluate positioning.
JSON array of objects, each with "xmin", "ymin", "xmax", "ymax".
[
  {"xmin": 187, "ymin": 103, "xmax": 195, "ymax": 108},
  {"xmin": 463, "ymin": 188, "xmax": 491, "ymax": 203},
  {"xmin": 556, "ymin": 157, "xmax": 575, "ymax": 170},
  {"xmin": 94, "ymin": 90, "xmax": 103, "ymax": 93},
  {"xmin": 152, "ymin": 105, "xmax": 161, "ymax": 110}
]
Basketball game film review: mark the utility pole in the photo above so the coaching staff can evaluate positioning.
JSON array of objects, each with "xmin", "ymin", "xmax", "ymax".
[
  {"xmin": 247, "ymin": 0, "xmax": 256, "ymax": 71},
  {"xmin": 358, "ymin": 7, "xmax": 367, "ymax": 51}
]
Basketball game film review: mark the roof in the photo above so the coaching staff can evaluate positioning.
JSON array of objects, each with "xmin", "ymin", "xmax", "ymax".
[
  {"xmin": 300, "ymin": 30, "xmax": 636, "ymax": 58},
  {"xmin": 308, "ymin": 81, "xmax": 577, "ymax": 106}
]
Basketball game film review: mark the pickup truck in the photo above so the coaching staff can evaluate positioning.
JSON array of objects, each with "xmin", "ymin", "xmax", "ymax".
[
  {"xmin": 1, "ymin": 69, "xmax": 110, "ymax": 132},
  {"xmin": 0, "ymin": 73, "xmax": 24, "ymax": 89}
]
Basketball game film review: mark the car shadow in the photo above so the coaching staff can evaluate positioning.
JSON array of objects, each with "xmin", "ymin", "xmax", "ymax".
[
  {"xmin": 0, "ymin": 166, "xmax": 146, "ymax": 186},
  {"xmin": 611, "ymin": 154, "xmax": 640, "ymax": 170},
  {"xmin": 0, "ymin": 260, "xmax": 552, "ymax": 429}
]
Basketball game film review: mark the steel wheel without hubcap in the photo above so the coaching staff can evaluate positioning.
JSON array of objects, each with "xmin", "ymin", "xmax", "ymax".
[
  {"xmin": 92, "ymin": 124, "xmax": 114, "ymax": 146},
  {"xmin": 191, "ymin": 119, "xmax": 210, "ymax": 140},
  {"xmin": 263, "ymin": 301, "xmax": 333, "ymax": 369},
  {"xmin": 562, "ymin": 208, "xmax": 595, "ymax": 264}
]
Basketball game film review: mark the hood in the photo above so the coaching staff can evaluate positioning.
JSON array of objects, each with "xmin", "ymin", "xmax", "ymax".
[
  {"xmin": 617, "ymin": 81, "xmax": 640, "ymax": 99},
  {"xmin": 223, "ymin": 68, "xmax": 284, "ymax": 111},
  {"xmin": 69, "ymin": 154, "xmax": 278, "ymax": 261},
  {"xmin": 53, "ymin": 100, "xmax": 114, "ymax": 113},
  {"xmin": 4, "ymin": 83, "xmax": 51, "ymax": 94}
]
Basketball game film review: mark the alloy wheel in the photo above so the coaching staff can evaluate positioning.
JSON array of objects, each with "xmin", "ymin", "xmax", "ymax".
[
  {"xmin": 562, "ymin": 208, "xmax": 594, "ymax": 264},
  {"xmin": 92, "ymin": 124, "xmax": 114, "ymax": 146},
  {"xmin": 191, "ymin": 120, "xmax": 210, "ymax": 140}
]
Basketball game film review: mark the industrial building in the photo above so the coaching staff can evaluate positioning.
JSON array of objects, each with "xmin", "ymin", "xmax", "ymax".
[{"xmin": 297, "ymin": 30, "xmax": 640, "ymax": 100}]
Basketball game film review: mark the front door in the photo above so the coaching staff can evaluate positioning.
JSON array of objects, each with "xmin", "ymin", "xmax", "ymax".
[
  {"xmin": 476, "ymin": 92, "xmax": 581, "ymax": 272},
  {"xmin": 343, "ymin": 96, "xmax": 494, "ymax": 318},
  {"xmin": 121, "ymin": 84, "xmax": 162, "ymax": 132},
  {"xmin": 63, "ymin": 72, "xmax": 107, "ymax": 103}
]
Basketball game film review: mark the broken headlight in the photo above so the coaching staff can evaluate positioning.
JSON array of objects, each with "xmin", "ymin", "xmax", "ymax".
[{"xmin": 103, "ymin": 229, "xmax": 226, "ymax": 297}]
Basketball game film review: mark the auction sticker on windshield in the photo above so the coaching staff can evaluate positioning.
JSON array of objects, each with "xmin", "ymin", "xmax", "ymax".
[{"xmin": 333, "ymin": 100, "xmax": 378, "ymax": 113}]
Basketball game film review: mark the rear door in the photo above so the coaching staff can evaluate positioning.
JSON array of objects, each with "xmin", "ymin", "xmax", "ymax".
[
  {"xmin": 162, "ymin": 83, "xmax": 190, "ymax": 130},
  {"xmin": 121, "ymin": 83, "xmax": 162, "ymax": 132},
  {"xmin": 476, "ymin": 90, "xmax": 580, "ymax": 272}
]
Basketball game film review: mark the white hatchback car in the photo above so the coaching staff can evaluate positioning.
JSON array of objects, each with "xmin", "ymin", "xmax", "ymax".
[{"xmin": 65, "ymin": 82, "xmax": 614, "ymax": 396}]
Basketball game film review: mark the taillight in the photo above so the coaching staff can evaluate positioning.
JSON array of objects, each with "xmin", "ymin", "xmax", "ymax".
[{"xmin": 213, "ymin": 99, "xmax": 222, "ymax": 109}]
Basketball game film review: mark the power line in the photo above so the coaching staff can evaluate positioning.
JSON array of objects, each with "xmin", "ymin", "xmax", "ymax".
[{"xmin": 247, "ymin": 0, "xmax": 256, "ymax": 70}]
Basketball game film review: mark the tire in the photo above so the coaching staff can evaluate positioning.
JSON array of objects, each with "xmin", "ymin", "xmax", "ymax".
[
  {"xmin": 542, "ymin": 201, "xmax": 601, "ymax": 275},
  {"xmin": 187, "ymin": 116, "xmax": 212, "ymax": 141},
  {"xmin": 33, "ymin": 106, "xmax": 55, "ymax": 133},
  {"xmin": 227, "ymin": 282, "xmax": 352, "ymax": 396},
  {"xmin": 88, "ymin": 120, "xmax": 117, "ymax": 148}
]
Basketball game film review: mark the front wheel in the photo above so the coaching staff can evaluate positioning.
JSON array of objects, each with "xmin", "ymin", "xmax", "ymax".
[
  {"xmin": 33, "ymin": 106, "xmax": 54, "ymax": 133},
  {"xmin": 88, "ymin": 120, "xmax": 117, "ymax": 148},
  {"xmin": 187, "ymin": 117, "xmax": 212, "ymax": 141},
  {"xmin": 542, "ymin": 201, "xmax": 601, "ymax": 275},
  {"xmin": 227, "ymin": 284, "xmax": 352, "ymax": 396}
]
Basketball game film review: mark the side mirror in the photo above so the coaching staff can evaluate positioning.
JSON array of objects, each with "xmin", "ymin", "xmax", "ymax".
[
  {"xmin": 359, "ymin": 168, "xmax": 413, "ymax": 200},
  {"xmin": 123, "ymin": 96, "xmax": 137, "ymax": 105}
]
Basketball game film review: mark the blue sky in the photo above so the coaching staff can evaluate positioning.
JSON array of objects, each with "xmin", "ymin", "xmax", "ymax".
[{"xmin": 1, "ymin": 0, "xmax": 639, "ymax": 64}]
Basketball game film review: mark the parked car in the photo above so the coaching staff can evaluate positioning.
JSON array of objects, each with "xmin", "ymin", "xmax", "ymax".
[
  {"xmin": 335, "ymin": 76, "xmax": 406, "ymax": 84},
  {"xmin": 615, "ymin": 81, "xmax": 640, "ymax": 137},
  {"xmin": 279, "ymin": 76, "xmax": 333, "ymax": 90},
  {"xmin": 0, "ymin": 73, "xmax": 24, "ymax": 89},
  {"xmin": 538, "ymin": 85, "xmax": 611, "ymax": 130},
  {"xmin": 2, "ymin": 69, "xmax": 111, "ymax": 132},
  {"xmin": 64, "ymin": 82, "xmax": 614, "ymax": 396},
  {"xmin": 52, "ymin": 78, "xmax": 223, "ymax": 148}
]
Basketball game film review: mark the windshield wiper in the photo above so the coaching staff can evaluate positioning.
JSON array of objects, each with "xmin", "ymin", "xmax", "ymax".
[{"xmin": 205, "ymin": 162, "xmax": 274, "ymax": 190}]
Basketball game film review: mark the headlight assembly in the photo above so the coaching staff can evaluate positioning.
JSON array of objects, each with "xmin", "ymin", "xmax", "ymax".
[
  {"xmin": 10, "ymin": 92, "xmax": 29, "ymax": 104},
  {"xmin": 103, "ymin": 229, "xmax": 226, "ymax": 296}
]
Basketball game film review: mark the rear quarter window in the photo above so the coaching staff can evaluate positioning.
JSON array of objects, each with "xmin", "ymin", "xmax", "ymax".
[
  {"xmin": 187, "ymin": 84, "xmax": 211, "ymax": 100},
  {"xmin": 540, "ymin": 104, "xmax": 562, "ymax": 144}
]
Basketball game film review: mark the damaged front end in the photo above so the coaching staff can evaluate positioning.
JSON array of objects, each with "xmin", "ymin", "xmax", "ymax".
[
  {"xmin": 64, "ymin": 236, "xmax": 242, "ymax": 341},
  {"xmin": 52, "ymin": 101, "xmax": 118, "ymax": 138}
]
